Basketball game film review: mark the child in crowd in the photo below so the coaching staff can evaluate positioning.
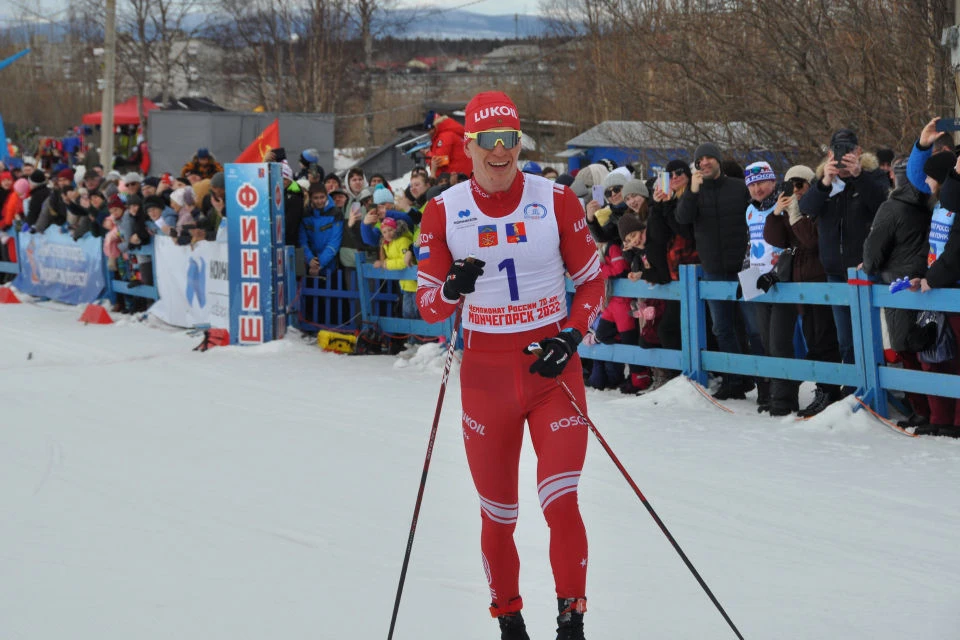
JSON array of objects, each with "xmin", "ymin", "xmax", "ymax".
[
  {"xmin": 102, "ymin": 195, "xmax": 132, "ymax": 312},
  {"xmin": 361, "ymin": 185, "xmax": 414, "ymax": 247},
  {"xmin": 373, "ymin": 217, "xmax": 419, "ymax": 320}
]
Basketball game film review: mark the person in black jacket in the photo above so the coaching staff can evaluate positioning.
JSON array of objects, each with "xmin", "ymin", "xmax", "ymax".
[
  {"xmin": 24, "ymin": 170, "xmax": 50, "ymax": 229},
  {"xmin": 861, "ymin": 160, "xmax": 936, "ymax": 425},
  {"xmin": 647, "ymin": 161, "xmax": 697, "ymax": 359},
  {"xmin": 799, "ymin": 128, "xmax": 889, "ymax": 371},
  {"xmin": 676, "ymin": 142, "xmax": 757, "ymax": 399}
]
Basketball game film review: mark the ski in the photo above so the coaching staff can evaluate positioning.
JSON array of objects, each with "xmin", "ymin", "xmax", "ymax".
[
  {"xmin": 853, "ymin": 397, "xmax": 919, "ymax": 438},
  {"xmin": 687, "ymin": 378, "xmax": 735, "ymax": 413}
]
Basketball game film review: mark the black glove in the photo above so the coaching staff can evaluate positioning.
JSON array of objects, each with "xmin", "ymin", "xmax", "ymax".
[
  {"xmin": 524, "ymin": 328, "xmax": 582, "ymax": 378},
  {"xmin": 442, "ymin": 258, "xmax": 485, "ymax": 300},
  {"xmin": 756, "ymin": 272, "xmax": 779, "ymax": 293}
]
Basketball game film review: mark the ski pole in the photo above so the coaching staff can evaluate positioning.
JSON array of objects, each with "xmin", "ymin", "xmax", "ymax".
[
  {"xmin": 557, "ymin": 379, "xmax": 746, "ymax": 640},
  {"xmin": 387, "ymin": 304, "xmax": 463, "ymax": 640}
]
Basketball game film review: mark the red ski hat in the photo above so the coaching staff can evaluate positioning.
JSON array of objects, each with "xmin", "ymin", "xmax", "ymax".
[{"xmin": 464, "ymin": 91, "xmax": 521, "ymax": 134}]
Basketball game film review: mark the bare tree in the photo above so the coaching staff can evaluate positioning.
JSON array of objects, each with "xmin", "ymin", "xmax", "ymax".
[
  {"xmin": 212, "ymin": 0, "xmax": 352, "ymax": 113},
  {"xmin": 542, "ymin": 0, "xmax": 954, "ymax": 162}
]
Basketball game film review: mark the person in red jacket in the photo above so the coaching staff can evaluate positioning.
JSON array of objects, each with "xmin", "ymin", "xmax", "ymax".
[
  {"xmin": 416, "ymin": 91, "xmax": 604, "ymax": 640},
  {"xmin": 424, "ymin": 111, "xmax": 474, "ymax": 178}
]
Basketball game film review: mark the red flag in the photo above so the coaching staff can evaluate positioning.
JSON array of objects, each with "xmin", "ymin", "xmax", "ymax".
[{"xmin": 235, "ymin": 119, "xmax": 280, "ymax": 163}]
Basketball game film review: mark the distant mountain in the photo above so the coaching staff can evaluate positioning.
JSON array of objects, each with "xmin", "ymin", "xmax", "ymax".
[
  {"xmin": 0, "ymin": 8, "xmax": 554, "ymax": 43},
  {"xmin": 380, "ymin": 9, "xmax": 552, "ymax": 40}
]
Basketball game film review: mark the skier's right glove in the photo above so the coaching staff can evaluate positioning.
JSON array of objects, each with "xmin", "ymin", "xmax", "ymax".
[
  {"xmin": 442, "ymin": 258, "xmax": 485, "ymax": 300},
  {"xmin": 525, "ymin": 328, "xmax": 582, "ymax": 378}
]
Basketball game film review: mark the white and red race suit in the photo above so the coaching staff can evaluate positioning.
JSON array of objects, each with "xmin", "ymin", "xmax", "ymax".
[{"xmin": 417, "ymin": 172, "xmax": 605, "ymax": 614}]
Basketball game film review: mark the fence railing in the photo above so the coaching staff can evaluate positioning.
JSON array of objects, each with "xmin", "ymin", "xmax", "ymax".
[
  {"xmin": 5, "ymin": 235, "xmax": 958, "ymax": 419},
  {"xmin": 568, "ymin": 265, "xmax": 958, "ymax": 418},
  {"xmin": 354, "ymin": 253, "xmax": 457, "ymax": 341}
]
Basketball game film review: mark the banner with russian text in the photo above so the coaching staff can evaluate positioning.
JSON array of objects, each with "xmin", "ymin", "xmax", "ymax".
[
  {"xmin": 226, "ymin": 163, "xmax": 278, "ymax": 344},
  {"xmin": 13, "ymin": 227, "xmax": 105, "ymax": 304},
  {"xmin": 149, "ymin": 236, "xmax": 230, "ymax": 329}
]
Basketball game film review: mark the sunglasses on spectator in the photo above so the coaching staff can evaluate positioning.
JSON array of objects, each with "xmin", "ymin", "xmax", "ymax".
[
  {"xmin": 669, "ymin": 169, "xmax": 686, "ymax": 178},
  {"xmin": 789, "ymin": 178, "xmax": 808, "ymax": 188},
  {"xmin": 744, "ymin": 166, "xmax": 770, "ymax": 177},
  {"xmin": 465, "ymin": 130, "xmax": 522, "ymax": 150},
  {"xmin": 604, "ymin": 185, "xmax": 623, "ymax": 199}
]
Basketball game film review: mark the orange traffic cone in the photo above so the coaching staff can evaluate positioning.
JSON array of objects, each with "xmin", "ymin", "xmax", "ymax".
[
  {"xmin": 79, "ymin": 303, "xmax": 113, "ymax": 325},
  {"xmin": 0, "ymin": 288, "xmax": 20, "ymax": 304}
]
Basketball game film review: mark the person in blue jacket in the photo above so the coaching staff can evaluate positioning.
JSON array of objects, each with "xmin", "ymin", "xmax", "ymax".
[
  {"xmin": 906, "ymin": 118, "xmax": 956, "ymax": 194},
  {"xmin": 360, "ymin": 185, "xmax": 414, "ymax": 247},
  {"xmin": 300, "ymin": 183, "xmax": 344, "ymax": 276}
]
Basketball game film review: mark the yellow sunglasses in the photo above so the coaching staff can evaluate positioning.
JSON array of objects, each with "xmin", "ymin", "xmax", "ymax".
[{"xmin": 465, "ymin": 130, "xmax": 522, "ymax": 150}]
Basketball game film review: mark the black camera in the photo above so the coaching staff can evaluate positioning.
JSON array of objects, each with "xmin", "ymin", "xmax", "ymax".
[
  {"xmin": 832, "ymin": 143, "xmax": 855, "ymax": 167},
  {"xmin": 781, "ymin": 181, "xmax": 794, "ymax": 197}
]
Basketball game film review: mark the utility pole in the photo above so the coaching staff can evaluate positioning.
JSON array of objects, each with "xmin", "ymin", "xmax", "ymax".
[{"xmin": 101, "ymin": 0, "xmax": 117, "ymax": 170}]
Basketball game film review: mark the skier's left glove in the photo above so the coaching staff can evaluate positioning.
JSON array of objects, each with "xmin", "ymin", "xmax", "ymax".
[{"xmin": 524, "ymin": 328, "xmax": 582, "ymax": 378}]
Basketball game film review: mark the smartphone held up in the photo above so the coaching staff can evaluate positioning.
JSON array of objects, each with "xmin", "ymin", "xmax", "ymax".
[{"xmin": 935, "ymin": 117, "xmax": 960, "ymax": 132}]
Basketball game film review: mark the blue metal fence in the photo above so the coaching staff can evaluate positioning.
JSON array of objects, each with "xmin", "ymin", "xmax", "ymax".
[
  {"xmin": 108, "ymin": 243, "xmax": 158, "ymax": 301},
  {"xmin": 354, "ymin": 253, "xmax": 457, "ymax": 341},
  {"xmin": 4, "ymin": 234, "xmax": 957, "ymax": 417},
  {"xmin": 572, "ymin": 265, "xmax": 959, "ymax": 418}
]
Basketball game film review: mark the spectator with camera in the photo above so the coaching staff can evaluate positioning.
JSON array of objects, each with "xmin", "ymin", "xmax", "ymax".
[
  {"xmin": 144, "ymin": 195, "xmax": 177, "ymax": 237},
  {"xmin": 585, "ymin": 170, "xmax": 631, "ymax": 243},
  {"xmin": 645, "ymin": 160, "xmax": 698, "ymax": 368},
  {"xmin": 763, "ymin": 165, "xmax": 842, "ymax": 417},
  {"xmin": 295, "ymin": 148, "xmax": 323, "ymax": 182},
  {"xmin": 799, "ymin": 129, "xmax": 888, "ymax": 373},
  {"xmin": 906, "ymin": 118, "xmax": 955, "ymax": 196},
  {"xmin": 903, "ymin": 151, "xmax": 960, "ymax": 437},
  {"xmin": 33, "ymin": 169, "xmax": 77, "ymax": 234},
  {"xmin": 361, "ymin": 186, "xmax": 414, "ymax": 248},
  {"xmin": 676, "ymin": 142, "xmax": 758, "ymax": 400}
]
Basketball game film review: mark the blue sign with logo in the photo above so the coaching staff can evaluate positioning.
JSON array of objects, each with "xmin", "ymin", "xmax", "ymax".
[{"xmin": 14, "ymin": 227, "xmax": 105, "ymax": 304}]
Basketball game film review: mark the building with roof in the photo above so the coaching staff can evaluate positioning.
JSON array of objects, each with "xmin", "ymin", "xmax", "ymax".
[{"xmin": 559, "ymin": 120, "xmax": 797, "ymax": 176}]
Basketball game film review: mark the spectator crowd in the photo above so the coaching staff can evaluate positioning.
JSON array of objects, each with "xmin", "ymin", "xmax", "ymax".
[{"xmin": 1, "ymin": 113, "xmax": 959, "ymax": 436}]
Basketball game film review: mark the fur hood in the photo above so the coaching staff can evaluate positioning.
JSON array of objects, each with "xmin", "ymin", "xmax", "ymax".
[{"xmin": 814, "ymin": 152, "xmax": 879, "ymax": 179}]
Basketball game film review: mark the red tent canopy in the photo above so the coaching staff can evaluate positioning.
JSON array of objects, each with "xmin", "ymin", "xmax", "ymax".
[{"xmin": 81, "ymin": 97, "xmax": 159, "ymax": 126}]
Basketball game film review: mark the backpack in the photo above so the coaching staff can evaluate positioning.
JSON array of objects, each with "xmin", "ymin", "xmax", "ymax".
[
  {"xmin": 317, "ymin": 330, "xmax": 357, "ymax": 354},
  {"xmin": 916, "ymin": 311, "xmax": 956, "ymax": 364}
]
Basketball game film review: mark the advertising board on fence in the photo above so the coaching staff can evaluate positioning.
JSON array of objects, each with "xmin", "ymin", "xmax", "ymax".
[
  {"xmin": 149, "ymin": 236, "xmax": 230, "ymax": 329},
  {"xmin": 13, "ymin": 227, "xmax": 105, "ymax": 304}
]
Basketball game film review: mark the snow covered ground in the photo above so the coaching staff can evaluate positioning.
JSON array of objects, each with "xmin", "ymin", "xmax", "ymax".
[{"xmin": 2, "ymin": 299, "xmax": 959, "ymax": 639}]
